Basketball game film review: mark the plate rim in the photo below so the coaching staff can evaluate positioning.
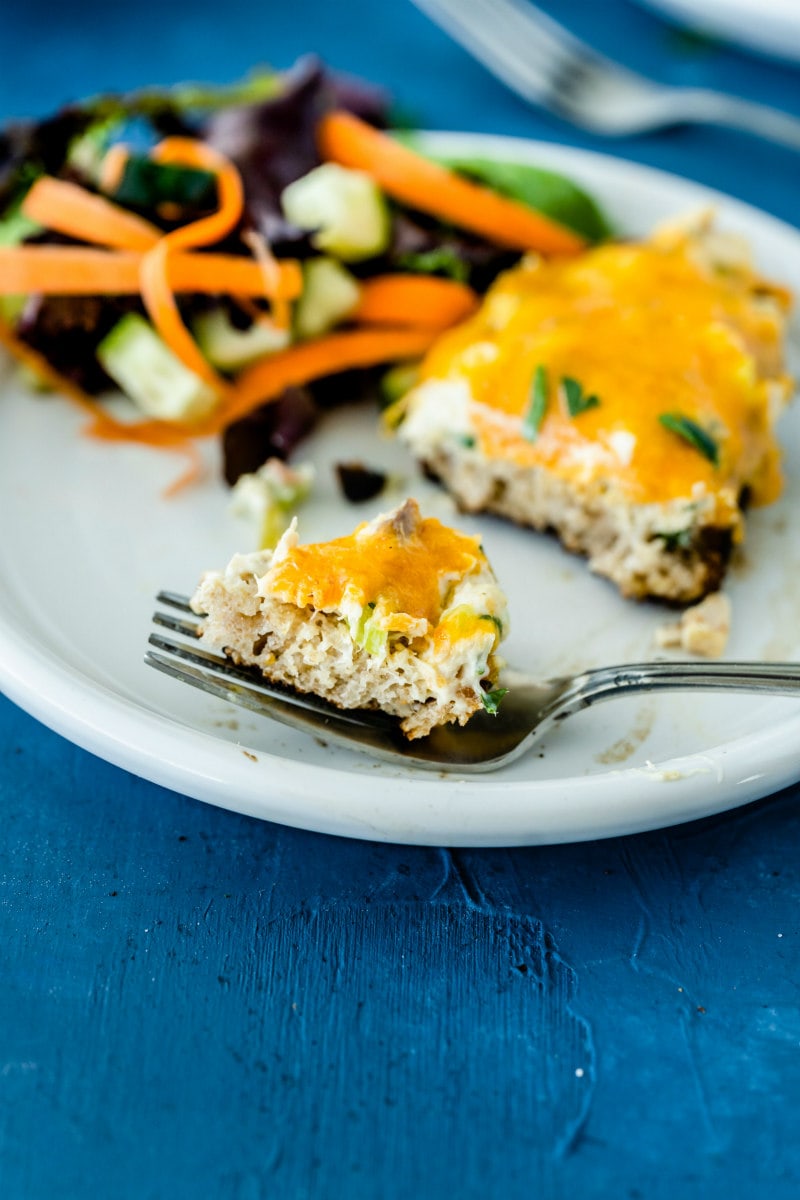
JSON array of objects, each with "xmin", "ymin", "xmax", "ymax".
[
  {"xmin": 635, "ymin": 0, "xmax": 800, "ymax": 64},
  {"xmin": 1, "ymin": 130, "xmax": 798, "ymax": 846}
]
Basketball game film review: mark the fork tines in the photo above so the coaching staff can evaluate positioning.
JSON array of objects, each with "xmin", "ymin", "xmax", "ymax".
[{"xmin": 145, "ymin": 592, "xmax": 387, "ymax": 728}]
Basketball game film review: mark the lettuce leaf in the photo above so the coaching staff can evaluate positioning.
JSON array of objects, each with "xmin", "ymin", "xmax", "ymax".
[{"xmin": 399, "ymin": 138, "xmax": 611, "ymax": 243}]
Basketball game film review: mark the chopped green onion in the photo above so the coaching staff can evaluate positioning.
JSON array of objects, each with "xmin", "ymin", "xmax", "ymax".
[
  {"xmin": 459, "ymin": 433, "xmax": 477, "ymax": 449},
  {"xmin": 522, "ymin": 365, "xmax": 548, "ymax": 441},
  {"xmin": 561, "ymin": 376, "xmax": 600, "ymax": 417},
  {"xmin": 658, "ymin": 412, "xmax": 719, "ymax": 465},
  {"xmin": 481, "ymin": 613, "xmax": 503, "ymax": 634},
  {"xmin": 481, "ymin": 687, "xmax": 508, "ymax": 716},
  {"xmin": 351, "ymin": 604, "xmax": 388, "ymax": 657}
]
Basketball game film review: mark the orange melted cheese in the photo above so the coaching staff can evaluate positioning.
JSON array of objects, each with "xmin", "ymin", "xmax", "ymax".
[
  {"xmin": 265, "ymin": 500, "xmax": 487, "ymax": 635},
  {"xmin": 430, "ymin": 603, "xmax": 498, "ymax": 659},
  {"xmin": 420, "ymin": 235, "xmax": 791, "ymax": 508}
]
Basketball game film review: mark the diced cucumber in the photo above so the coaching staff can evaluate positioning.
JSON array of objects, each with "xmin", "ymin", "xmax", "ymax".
[
  {"xmin": 281, "ymin": 163, "xmax": 390, "ymax": 261},
  {"xmin": 193, "ymin": 308, "xmax": 291, "ymax": 371},
  {"xmin": 294, "ymin": 257, "xmax": 362, "ymax": 340},
  {"xmin": 230, "ymin": 459, "xmax": 315, "ymax": 550},
  {"xmin": 97, "ymin": 313, "xmax": 219, "ymax": 422},
  {"xmin": 380, "ymin": 360, "xmax": 420, "ymax": 408}
]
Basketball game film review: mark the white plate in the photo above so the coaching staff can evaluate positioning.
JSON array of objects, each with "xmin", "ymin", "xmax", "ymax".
[
  {"xmin": 1, "ymin": 134, "xmax": 799, "ymax": 847},
  {"xmin": 636, "ymin": 0, "xmax": 800, "ymax": 62}
]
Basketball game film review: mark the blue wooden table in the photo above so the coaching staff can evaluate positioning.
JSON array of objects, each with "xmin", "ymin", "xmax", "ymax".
[{"xmin": 2, "ymin": 2, "xmax": 800, "ymax": 1195}]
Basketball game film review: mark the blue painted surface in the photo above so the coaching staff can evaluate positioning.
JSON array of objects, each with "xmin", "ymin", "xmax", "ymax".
[{"xmin": 1, "ymin": 2, "xmax": 800, "ymax": 1196}]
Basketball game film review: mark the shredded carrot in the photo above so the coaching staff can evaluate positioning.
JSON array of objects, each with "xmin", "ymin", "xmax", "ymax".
[
  {"xmin": 83, "ymin": 403, "xmax": 207, "ymax": 495},
  {"xmin": 138, "ymin": 138, "xmax": 247, "ymax": 395},
  {"xmin": 0, "ymin": 246, "xmax": 302, "ymax": 300},
  {"xmin": 242, "ymin": 229, "xmax": 292, "ymax": 331},
  {"xmin": 0, "ymin": 246, "xmax": 142, "ymax": 295},
  {"xmin": 82, "ymin": 410, "xmax": 195, "ymax": 447},
  {"xmin": 0, "ymin": 312, "xmax": 202, "ymax": 493},
  {"xmin": 148, "ymin": 138, "xmax": 244, "ymax": 250},
  {"xmin": 140, "ymin": 243, "xmax": 231, "ymax": 392},
  {"xmin": 318, "ymin": 110, "xmax": 586, "ymax": 256},
  {"xmin": 207, "ymin": 326, "xmax": 438, "ymax": 434},
  {"xmin": 21, "ymin": 176, "xmax": 162, "ymax": 250},
  {"xmin": 234, "ymin": 296, "xmax": 275, "ymax": 325},
  {"xmin": 160, "ymin": 444, "xmax": 205, "ymax": 496},
  {"xmin": 4, "ymin": 134, "xmax": 478, "ymax": 491},
  {"xmin": 82, "ymin": 409, "xmax": 204, "ymax": 495},
  {"xmin": 80, "ymin": 328, "xmax": 438, "ymax": 443},
  {"xmin": 167, "ymin": 251, "xmax": 301, "ymax": 299},
  {"xmin": 354, "ymin": 274, "xmax": 478, "ymax": 329},
  {"xmin": 2, "ymin": 314, "xmax": 437, "ymax": 492},
  {"xmin": 16, "ymin": 141, "xmax": 266, "ymax": 396}
]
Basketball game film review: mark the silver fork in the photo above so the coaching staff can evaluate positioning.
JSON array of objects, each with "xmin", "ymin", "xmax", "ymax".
[
  {"xmin": 411, "ymin": 0, "xmax": 800, "ymax": 149},
  {"xmin": 146, "ymin": 591, "xmax": 800, "ymax": 774}
]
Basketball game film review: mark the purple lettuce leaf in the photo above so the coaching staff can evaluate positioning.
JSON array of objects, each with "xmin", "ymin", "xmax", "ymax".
[
  {"xmin": 204, "ymin": 55, "xmax": 389, "ymax": 254},
  {"xmin": 221, "ymin": 386, "xmax": 321, "ymax": 484}
]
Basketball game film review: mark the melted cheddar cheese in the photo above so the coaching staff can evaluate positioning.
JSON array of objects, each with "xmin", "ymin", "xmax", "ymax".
[
  {"xmin": 262, "ymin": 499, "xmax": 505, "ymax": 649},
  {"xmin": 417, "ymin": 227, "xmax": 791, "ymax": 509}
]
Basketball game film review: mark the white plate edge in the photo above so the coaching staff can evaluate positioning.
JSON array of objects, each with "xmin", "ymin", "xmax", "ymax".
[{"xmin": 0, "ymin": 133, "xmax": 798, "ymax": 845}]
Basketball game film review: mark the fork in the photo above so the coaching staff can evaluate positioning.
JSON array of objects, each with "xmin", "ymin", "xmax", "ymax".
[
  {"xmin": 146, "ymin": 591, "xmax": 800, "ymax": 774},
  {"xmin": 411, "ymin": 0, "xmax": 800, "ymax": 149}
]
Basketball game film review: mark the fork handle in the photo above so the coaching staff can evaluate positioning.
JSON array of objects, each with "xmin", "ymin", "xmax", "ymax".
[
  {"xmin": 666, "ymin": 89, "xmax": 800, "ymax": 152},
  {"xmin": 569, "ymin": 660, "xmax": 800, "ymax": 714}
]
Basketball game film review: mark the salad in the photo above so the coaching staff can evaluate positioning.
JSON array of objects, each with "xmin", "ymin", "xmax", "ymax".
[{"xmin": 0, "ymin": 56, "xmax": 610, "ymax": 493}]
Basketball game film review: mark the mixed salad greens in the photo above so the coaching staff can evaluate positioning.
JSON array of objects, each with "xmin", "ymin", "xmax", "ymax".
[{"xmin": 0, "ymin": 55, "xmax": 610, "ymax": 491}]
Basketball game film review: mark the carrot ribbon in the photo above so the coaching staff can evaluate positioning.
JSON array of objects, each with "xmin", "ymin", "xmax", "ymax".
[
  {"xmin": 318, "ymin": 110, "xmax": 585, "ymax": 256},
  {"xmin": 0, "ymin": 246, "xmax": 302, "ymax": 299},
  {"xmin": 137, "ymin": 138, "xmax": 247, "ymax": 395}
]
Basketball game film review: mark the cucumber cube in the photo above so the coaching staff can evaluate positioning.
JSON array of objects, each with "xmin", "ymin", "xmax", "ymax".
[
  {"xmin": 281, "ymin": 163, "xmax": 390, "ymax": 262},
  {"xmin": 97, "ymin": 313, "xmax": 219, "ymax": 423}
]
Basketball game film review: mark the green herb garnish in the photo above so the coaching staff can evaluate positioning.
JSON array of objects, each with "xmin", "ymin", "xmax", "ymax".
[
  {"xmin": 522, "ymin": 365, "xmax": 548, "ymax": 441},
  {"xmin": 459, "ymin": 434, "xmax": 477, "ymax": 449},
  {"xmin": 562, "ymin": 376, "xmax": 600, "ymax": 417},
  {"xmin": 658, "ymin": 412, "xmax": 719, "ymax": 466},
  {"xmin": 481, "ymin": 687, "xmax": 508, "ymax": 716},
  {"xmin": 481, "ymin": 614, "xmax": 504, "ymax": 634}
]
